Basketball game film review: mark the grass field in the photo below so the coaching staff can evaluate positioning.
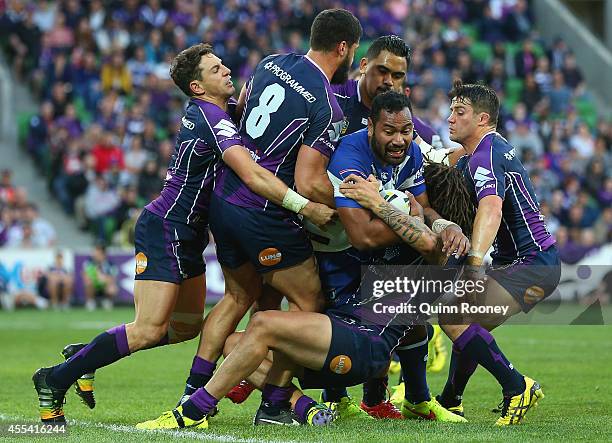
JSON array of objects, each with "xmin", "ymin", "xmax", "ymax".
[{"xmin": 1, "ymin": 307, "xmax": 611, "ymax": 442}]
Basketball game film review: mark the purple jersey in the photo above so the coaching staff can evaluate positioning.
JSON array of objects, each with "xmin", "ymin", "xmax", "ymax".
[
  {"xmin": 331, "ymin": 79, "xmax": 438, "ymax": 145},
  {"xmin": 146, "ymin": 98, "xmax": 242, "ymax": 226},
  {"xmin": 332, "ymin": 79, "xmax": 370, "ymax": 136},
  {"xmin": 412, "ymin": 115, "xmax": 437, "ymax": 146},
  {"xmin": 456, "ymin": 132, "xmax": 555, "ymax": 261},
  {"xmin": 215, "ymin": 53, "xmax": 344, "ymax": 211}
]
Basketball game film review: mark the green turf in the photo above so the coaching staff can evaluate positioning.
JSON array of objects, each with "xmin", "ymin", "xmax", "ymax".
[{"xmin": 1, "ymin": 307, "xmax": 611, "ymax": 442}]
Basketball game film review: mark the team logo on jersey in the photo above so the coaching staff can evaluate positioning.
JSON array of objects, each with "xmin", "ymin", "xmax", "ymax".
[
  {"xmin": 327, "ymin": 120, "xmax": 344, "ymax": 143},
  {"xmin": 340, "ymin": 116, "xmax": 349, "ymax": 135},
  {"xmin": 329, "ymin": 354, "xmax": 352, "ymax": 374},
  {"xmin": 135, "ymin": 252, "xmax": 147, "ymax": 274},
  {"xmin": 504, "ymin": 148, "xmax": 516, "ymax": 161},
  {"xmin": 524, "ymin": 285, "xmax": 545, "ymax": 305},
  {"xmin": 213, "ymin": 119, "xmax": 238, "ymax": 137},
  {"xmin": 181, "ymin": 116, "xmax": 195, "ymax": 130},
  {"xmin": 258, "ymin": 248, "xmax": 282, "ymax": 266},
  {"xmin": 473, "ymin": 166, "xmax": 493, "ymax": 189}
]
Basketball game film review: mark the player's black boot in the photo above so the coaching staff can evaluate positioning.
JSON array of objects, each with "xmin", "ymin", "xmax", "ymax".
[
  {"xmin": 254, "ymin": 401, "xmax": 301, "ymax": 426},
  {"xmin": 62, "ymin": 343, "xmax": 96, "ymax": 409},
  {"xmin": 32, "ymin": 367, "xmax": 68, "ymax": 423}
]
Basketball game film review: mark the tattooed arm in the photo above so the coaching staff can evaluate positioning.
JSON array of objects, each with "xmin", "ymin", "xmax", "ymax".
[{"xmin": 340, "ymin": 174, "xmax": 446, "ymax": 264}]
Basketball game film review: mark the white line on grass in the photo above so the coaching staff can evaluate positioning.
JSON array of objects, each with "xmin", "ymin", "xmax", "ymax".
[{"xmin": 0, "ymin": 414, "xmax": 301, "ymax": 443}]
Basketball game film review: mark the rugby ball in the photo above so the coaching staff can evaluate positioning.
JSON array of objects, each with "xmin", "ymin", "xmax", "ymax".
[{"xmin": 381, "ymin": 189, "xmax": 411, "ymax": 214}]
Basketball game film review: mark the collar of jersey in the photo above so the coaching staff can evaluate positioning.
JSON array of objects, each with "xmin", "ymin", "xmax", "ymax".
[
  {"xmin": 304, "ymin": 55, "xmax": 329, "ymax": 84},
  {"xmin": 473, "ymin": 130, "xmax": 498, "ymax": 155}
]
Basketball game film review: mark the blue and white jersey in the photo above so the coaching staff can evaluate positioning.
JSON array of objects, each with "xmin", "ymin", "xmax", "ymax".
[
  {"xmin": 310, "ymin": 128, "xmax": 425, "ymax": 254},
  {"xmin": 330, "ymin": 128, "xmax": 425, "ymax": 208},
  {"xmin": 456, "ymin": 131, "xmax": 555, "ymax": 262},
  {"xmin": 214, "ymin": 53, "xmax": 344, "ymax": 212},
  {"xmin": 145, "ymin": 98, "xmax": 241, "ymax": 227}
]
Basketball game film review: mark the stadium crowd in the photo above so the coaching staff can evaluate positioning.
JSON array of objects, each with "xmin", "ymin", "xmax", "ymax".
[{"xmin": 0, "ymin": 0, "xmax": 610, "ymax": 262}]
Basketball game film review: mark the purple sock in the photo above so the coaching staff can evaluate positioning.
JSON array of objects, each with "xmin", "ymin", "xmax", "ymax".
[
  {"xmin": 441, "ymin": 346, "xmax": 478, "ymax": 406},
  {"xmin": 47, "ymin": 324, "xmax": 130, "ymax": 390},
  {"xmin": 191, "ymin": 356, "xmax": 216, "ymax": 377},
  {"xmin": 261, "ymin": 384, "xmax": 295, "ymax": 407},
  {"xmin": 452, "ymin": 324, "xmax": 524, "ymax": 396},
  {"xmin": 294, "ymin": 395, "xmax": 316, "ymax": 422},
  {"xmin": 182, "ymin": 388, "xmax": 219, "ymax": 420}
]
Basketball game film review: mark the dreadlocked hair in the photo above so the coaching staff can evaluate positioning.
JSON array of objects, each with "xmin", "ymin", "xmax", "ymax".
[{"xmin": 423, "ymin": 162, "xmax": 476, "ymax": 236}]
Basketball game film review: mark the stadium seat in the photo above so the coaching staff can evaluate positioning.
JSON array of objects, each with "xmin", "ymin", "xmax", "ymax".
[
  {"xmin": 469, "ymin": 41, "xmax": 493, "ymax": 65},
  {"xmin": 17, "ymin": 111, "xmax": 36, "ymax": 146},
  {"xmin": 574, "ymin": 98, "xmax": 598, "ymax": 128},
  {"xmin": 505, "ymin": 77, "xmax": 524, "ymax": 103}
]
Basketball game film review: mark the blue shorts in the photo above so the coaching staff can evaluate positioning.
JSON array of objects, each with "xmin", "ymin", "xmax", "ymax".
[
  {"xmin": 299, "ymin": 312, "xmax": 391, "ymax": 389},
  {"xmin": 316, "ymin": 249, "xmax": 368, "ymax": 308},
  {"xmin": 134, "ymin": 209, "xmax": 208, "ymax": 284},
  {"xmin": 209, "ymin": 194, "xmax": 312, "ymax": 274},
  {"xmin": 488, "ymin": 246, "xmax": 561, "ymax": 313}
]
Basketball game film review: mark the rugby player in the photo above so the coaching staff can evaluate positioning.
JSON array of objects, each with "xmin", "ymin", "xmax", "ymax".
[
  {"xmin": 311, "ymin": 36, "xmax": 464, "ymax": 418},
  {"xmin": 32, "ymin": 43, "xmax": 334, "ymax": 424},
  {"xmin": 151, "ymin": 9, "xmax": 364, "ymax": 414},
  {"xmin": 435, "ymin": 81, "xmax": 561, "ymax": 425},
  {"xmin": 323, "ymin": 92, "xmax": 468, "ymax": 421},
  {"xmin": 134, "ymin": 148, "xmax": 468, "ymax": 430}
]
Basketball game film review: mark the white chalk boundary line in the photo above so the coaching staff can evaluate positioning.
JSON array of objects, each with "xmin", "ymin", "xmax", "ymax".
[{"xmin": 0, "ymin": 413, "xmax": 302, "ymax": 443}]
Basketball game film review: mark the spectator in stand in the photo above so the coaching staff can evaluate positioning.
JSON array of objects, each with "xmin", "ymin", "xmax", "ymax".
[
  {"xmin": 570, "ymin": 122, "xmax": 596, "ymax": 159},
  {"xmin": 83, "ymin": 175, "xmax": 120, "ymax": 244},
  {"xmin": 137, "ymin": 159, "xmax": 162, "ymax": 202},
  {"xmin": 101, "ymin": 51, "xmax": 132, "ymax": 95},
  {"xmin": 91, "ymin": 131, "xmax": 124, "ymax": 174},
  {"xmin": 46, "ymin": 12, "xmax": 74, "ymax": 52},
  {"xmin": 0, "ymin": 169, "xmax": 16, "ymax": 205},
  {"xmin": 94, "ymin": 15, "xmax": 130, "ymax": 54},
  {"xmin": 521, "ymin": 73, "xmax": 543, "ymax": 113},
  {"xmin": 82, "ymin": 244, "xmax": 117, "ymax": 311},
  {"xmin": 23, "ymin": 203, "xmax": 56, "ymax": 247},
  {"xmin": 72, "ymin": 50, "xmax": 101, "ymax": 113},
  {"xmin": 514, "ymin": 39, "xmax": 537, "ymax": 77},
  {"xmin": 42, "ymin": 251, "xmax": 73, "ymax": 310},
  {"xmin": 547, "ymin": 70, "xmax": 572, "ymax": 115},
  {"xmin": 53, "ymin": 139, "xmax": 87, "ymax": 214},
  {"xmin": 2, "ymin": 0, "xmax": 608, "ymax": 258},
  {"xmin": 127, "ymin": 46, "xmax": 153, "ymax": 89}
]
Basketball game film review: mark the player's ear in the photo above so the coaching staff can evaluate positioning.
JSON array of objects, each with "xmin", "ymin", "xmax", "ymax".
[
  {"xmin": 404, "ymin": 86, "xmax": 411, "ymax": 97},
  {"xmin": 359, "ymin": 57, "xmax": 368, "ymax": 75},
  {"xmin": 336, "ymin": 40, "xmax": 347, "ymax": 57},
  {"xmin": 478, "ymin": 111, "xmax": 491, "ymax": 127},
  {"xmin": 190, "ymin": 80, "xmax": 205, "ymax": 96},
  {"xmin": 367, "ymin": 117, "xmax": 374, "ymax": 137}
]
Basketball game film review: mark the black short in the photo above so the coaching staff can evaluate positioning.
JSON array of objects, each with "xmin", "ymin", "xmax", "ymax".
[
  {"xmin": 298, "ymin": 312, "xmax": 391, "ymax": 389},
  {"xmin": 209, "ymin": 194, "xmax": 312, "ymax": 274},
  {"xmin": 134, "ymin": 209, "xmax": 208, "ymax": 283},
  {"xmin": 488, "ymin": 246, "xmax": 561, "ymax": 312}
]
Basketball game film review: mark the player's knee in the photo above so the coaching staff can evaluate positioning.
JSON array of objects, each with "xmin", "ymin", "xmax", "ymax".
[
  {"xmin": 132, "ymin": 323, "xmax": 168, "ymax": 347},
  {"xmin": 247, "ymin": 311, "xmax": 274, "ymax": 336},
  {"xmin": 167, "ymin": 313, "xmax": 203, "ymax": 343}
]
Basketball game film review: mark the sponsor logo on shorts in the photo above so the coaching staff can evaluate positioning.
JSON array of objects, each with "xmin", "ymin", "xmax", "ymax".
[
  {"xmin": 524, "ymin": 285, "xmax": 545, "ymax": 305},
  {"xmin": 329, "ymin": 355, "xmax": 352, "ymax": 375},
  {"xmin": 258, "ymin": 248, "xmax": 282, "ymax": 266},
  {"xmin": 135, "ymin": 252, "xmax": 148, "ymax": 274}
]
